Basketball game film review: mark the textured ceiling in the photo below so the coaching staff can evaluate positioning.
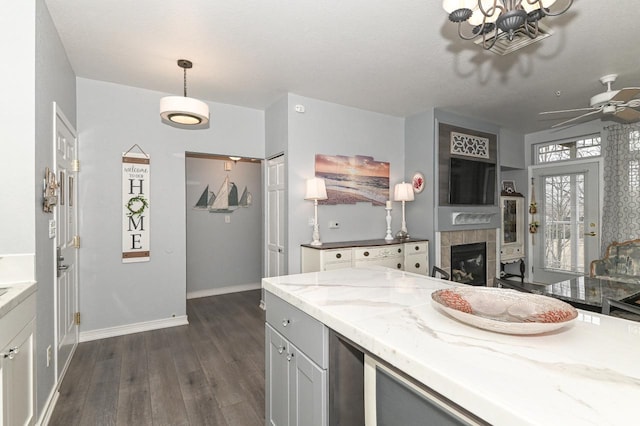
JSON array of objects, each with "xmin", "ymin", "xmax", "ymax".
[{"xmin": 45, "ymin": 0, "xmax": 640, "ymax": 133}]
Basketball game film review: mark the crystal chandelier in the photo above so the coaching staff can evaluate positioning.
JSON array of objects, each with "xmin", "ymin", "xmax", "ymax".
[{"xmin": 442, "ymin": 0, "xmax": 573, "ymax": 51}]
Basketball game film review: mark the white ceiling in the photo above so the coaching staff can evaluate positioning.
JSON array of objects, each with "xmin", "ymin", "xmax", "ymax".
[{"xmin": 45, "ymin": 0, "xmax": 640, "ymax": 133}]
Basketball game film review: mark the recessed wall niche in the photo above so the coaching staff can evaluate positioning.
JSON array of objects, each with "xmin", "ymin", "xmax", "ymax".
[{"xmin": 438, "ymin": 123, "xmax": 497, "ymax": 206}]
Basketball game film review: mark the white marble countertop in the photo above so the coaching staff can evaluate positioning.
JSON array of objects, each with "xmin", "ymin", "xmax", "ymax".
[
  {"xmin": 0, "ymin": 281, "xmax": 37, "ymax": 318},
  {"xmin": 262, "ymin": 267, "xmax": 640, "ymax": 426}
]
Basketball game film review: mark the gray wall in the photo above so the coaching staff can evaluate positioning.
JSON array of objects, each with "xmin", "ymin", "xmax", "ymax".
[
  {"xmin": 0, "ymin": 1, "xmax": 36, "ymax": 258},
  {"xmin": 34, "ymin": 0, "xmax": 78, "ymax": 417},
  {"xmin": 186, "ymin": 157, "xmax": 262, "ymax": 296},
  {"xmin": 286, "ymin": 94, "xmax": 405, "ymax": 273},
  {"xmin": 405, "ymin": 109, "xmax": 436, "ymax": 266},
  {"xmin": 77, "ymin": 77, "xmax": 264, "ymax": 333}
]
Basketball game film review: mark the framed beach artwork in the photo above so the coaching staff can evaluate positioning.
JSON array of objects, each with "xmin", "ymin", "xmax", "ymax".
[{"xmin": 315, "ymin": 154, "xmax": 389, "ymax": 206}]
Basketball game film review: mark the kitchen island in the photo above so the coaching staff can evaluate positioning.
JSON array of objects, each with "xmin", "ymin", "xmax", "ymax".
[{"xmin": 262, "ymin": 267, "xmax": 640, "ymax": 425}]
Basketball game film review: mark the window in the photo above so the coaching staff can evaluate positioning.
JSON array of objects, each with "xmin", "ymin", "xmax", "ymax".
[{"xmin": 535, "ymin": 135, "xmax": 601, "ymax": 164}]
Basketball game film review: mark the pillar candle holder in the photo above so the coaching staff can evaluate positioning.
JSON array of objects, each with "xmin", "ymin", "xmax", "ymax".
[{"xmin": 385, "ymin": 206, "xmax": 394, "ymax": 241}]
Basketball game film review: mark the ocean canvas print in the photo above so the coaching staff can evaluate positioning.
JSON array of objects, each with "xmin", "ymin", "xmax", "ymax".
[{"xmin": 315, "ymin": 154, "xmax": 389, "ymax": 206}]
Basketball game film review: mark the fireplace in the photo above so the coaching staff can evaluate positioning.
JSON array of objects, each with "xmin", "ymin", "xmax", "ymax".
[{"xmin": 451, "ymin": 242, "xmax": 487, "ymax": 286}]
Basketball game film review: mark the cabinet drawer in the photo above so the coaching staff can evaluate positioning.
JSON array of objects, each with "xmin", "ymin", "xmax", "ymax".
[
  {"xmin": 354, "ymin": 246, "xmax": 402, "ymax": 260},
  {"xmin": 405, "ymin": 242, "xmax": 427, "ymax": 254},
  {"xmin": 405, "ymin": 254, "xmax": 428, "ymax": 276},
  {"xmin": 323, "ymin": 249, "xmax": 352, "ymax": 264},
  {"xmin": 265, "ymin": 291, "xmax": 328, "ymax": 368}
]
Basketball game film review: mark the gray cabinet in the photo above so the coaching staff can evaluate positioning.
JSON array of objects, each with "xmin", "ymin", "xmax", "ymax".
[{"xmin": 265, "ymin": 292, "xmax": 328, "ymax": 426}]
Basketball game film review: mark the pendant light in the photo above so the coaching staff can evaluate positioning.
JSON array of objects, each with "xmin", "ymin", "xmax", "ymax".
[{"xmin": 160, "ymin": 59, "xmax": 210, "ymax": 129}]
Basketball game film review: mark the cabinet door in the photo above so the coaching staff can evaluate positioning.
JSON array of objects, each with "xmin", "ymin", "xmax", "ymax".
[
  {"xmin": 289, "ymin": 345, "xmax": 327, "ymax": 426},
  {"xmin": 500, "ymin": 196, "xmax": 525, "ymax": 262},
  {"xmin": 266, "ymin": 324, "xmax": 290, "ymax": 426},
  {"xmin": 2, "ymin": 320, "xmax": 34, "ymax": 426}
]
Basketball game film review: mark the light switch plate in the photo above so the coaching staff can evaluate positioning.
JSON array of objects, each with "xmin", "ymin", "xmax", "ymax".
[{"xmin": 48, "ymin": 219, "xmax": 56, "ymax": 238}]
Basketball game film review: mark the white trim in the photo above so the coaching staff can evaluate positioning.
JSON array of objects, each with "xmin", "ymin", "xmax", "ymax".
[
  {"xmin": 36, "ymin": 386, "xmax": 59, "ymax": 426},
  {"xmin": 187, "ymin": 282, "xmax": 261, "ymax": 300},
  {"xmin": 79, "ymin": 315, "xmax": 188, "ymax": 343}
]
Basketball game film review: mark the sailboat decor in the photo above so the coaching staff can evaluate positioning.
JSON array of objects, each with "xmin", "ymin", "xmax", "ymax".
[{"xmin": 193, "ymin": 176, "xmax": 252, "ymax": 213}]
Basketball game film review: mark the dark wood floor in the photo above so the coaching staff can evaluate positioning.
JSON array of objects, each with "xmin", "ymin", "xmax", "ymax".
[{"xmin": 49, "ymin": 290, "xmax": 265, "ymax": 426}]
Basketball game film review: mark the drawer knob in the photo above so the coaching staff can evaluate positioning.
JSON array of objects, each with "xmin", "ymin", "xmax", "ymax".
[
  {"xmin": 415, "ymin": 263, "xmax": 420, "ymax": 268},
  {"xmin": 414, "ymin": 246, "xmax": 419, "ymax": 251},
  {"xmin": 278, "ymin": 346, "xmax": 285, "ymax": 354},
  {"xmin": 336, "ymin": 253, "xmax": 341, "ymax": 259},
  {"xmin": 286, "ymin": 353, "xmax": 295, "ymax": 362},
  {"xmin": 397, "ymin": 248, "xmax": 402, "ymax": 253},
  {"xmin": 282, "ymin": 318, "xmax": 290, "ymax": 327},
  {"xmin": 397, "ymin": 263, "xmax": 402, "ymax": 269},
  {"xmin": 364, "ymin": 251, "xmax": 369, "ymax": 257}
]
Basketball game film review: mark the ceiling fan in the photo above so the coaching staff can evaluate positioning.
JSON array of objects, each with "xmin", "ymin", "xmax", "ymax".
[{"xmin": 540, "ymin": 74, "xmax": 640, "ymax": 128}]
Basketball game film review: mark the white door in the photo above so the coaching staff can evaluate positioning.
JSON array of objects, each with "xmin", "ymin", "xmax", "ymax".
[
  {"xmin": 266, "ymin": 155, "xmax": 286, "ymax": 277},
  {"xmin": 54, "ymin": 104, "xmax": 79, "ymax": 380},
  {"xmin": 532, "ymin": 161, "xmax": 600, "ymax": 284}
]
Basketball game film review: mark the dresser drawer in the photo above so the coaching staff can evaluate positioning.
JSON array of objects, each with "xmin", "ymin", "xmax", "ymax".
[
  {"xmin": 323, "ymin": 249, "xmax": 352, "ymax": 264},
  {"xmin": 354, "ymin": 245, "xmax": 402, "ymax": 260},
  {"xmin": 405, "ymin": 241, "xmax": 428, "ymax": 254},
  {"xmin": 405, "ymin": 254, "xmax": 428, "ymax": 275},
  {"xmin": 265, "ymin": 291, "xmax": 328, "ymax": 368}
]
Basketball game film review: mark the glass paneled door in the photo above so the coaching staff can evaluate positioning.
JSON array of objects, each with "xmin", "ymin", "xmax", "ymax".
[{"xmin": 532, "ymin": 161, "xmax": 600, "ymax": 284}]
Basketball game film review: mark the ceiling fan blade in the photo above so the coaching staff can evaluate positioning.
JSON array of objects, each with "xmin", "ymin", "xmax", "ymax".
[
  {"xmin": 611, "ymin": 87, "xmax": 640, "ymax": 103},
  {"xmin": 551, "ymin": 109, "xmax": 602, "ymax": 128},
  {"xmin": 539, "ymin": 107, "xmax": 598, "ymax": 115},
  {"xmin": 614, "ymin": 107, "xmax": 640, "ymax": 123}
]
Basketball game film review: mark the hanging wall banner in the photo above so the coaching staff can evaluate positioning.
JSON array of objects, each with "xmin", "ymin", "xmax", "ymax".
[{"xmin": 122, "ymin": 150, "xmax": 150, "ymax": 263}]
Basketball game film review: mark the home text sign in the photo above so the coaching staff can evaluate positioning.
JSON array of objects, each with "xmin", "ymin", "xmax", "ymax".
[{"xmin": 122, "ymin": 152, "xmax": 150, "ymax": 263}]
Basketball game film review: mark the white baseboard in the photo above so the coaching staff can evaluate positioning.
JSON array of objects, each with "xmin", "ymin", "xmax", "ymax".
[
  {"xmin": 187, "ymin": 282, "xmax": 261, "ymax": 300},
  {"xmin": 79, "ymin": 315, "xmax": 188, "ymax": 343},
  {"xmin": 36, "ymin": 387, "xmax": 59, "ymax": 426}
]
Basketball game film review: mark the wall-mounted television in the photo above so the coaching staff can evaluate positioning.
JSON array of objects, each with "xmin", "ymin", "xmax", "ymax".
[{"xmin": 449, "ymin": 157, "xmax": 496, "ymax": 205}]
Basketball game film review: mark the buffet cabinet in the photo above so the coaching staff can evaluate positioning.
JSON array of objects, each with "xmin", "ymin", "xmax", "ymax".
[
  {"xmin": 1, "ymin": 293, "xmax": 35, "ymax": 426},
  {"xmin": 301, "ymin": 239, "xmax": 429, "ymax": 276},
  {"xmin": 265, "ymin": 291, "xmax": 329, "ymax": 426}
]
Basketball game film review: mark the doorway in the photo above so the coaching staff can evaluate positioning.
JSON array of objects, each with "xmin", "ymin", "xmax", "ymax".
[
  {"xmin": 185, "ymin": 153, "xmax": 263, "ymax": 298},
  {"xmin": 531, "ymin": 161, "xmax": 600, "ymax": 284}
]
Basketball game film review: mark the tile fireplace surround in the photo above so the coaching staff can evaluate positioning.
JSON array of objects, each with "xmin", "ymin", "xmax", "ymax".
[{"xmin": 437, "ymin": 229, "xmax": 497, "ymax": 286}]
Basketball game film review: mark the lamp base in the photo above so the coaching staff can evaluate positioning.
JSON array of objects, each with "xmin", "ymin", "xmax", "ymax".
[
  {"xmin": 395, "ymin": 230, "xmax": 410, "ymax": 240},
  {"xmin": 310, "ymin": 240, "xmax": 323, "ymax": 246}
]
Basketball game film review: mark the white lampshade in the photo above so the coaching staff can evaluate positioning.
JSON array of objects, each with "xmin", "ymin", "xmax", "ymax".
[
  {"xmin": 394, "ymin": 182, "xmax": 415, "ymax": 202},
  {"xmin": 522, "ymin": 0, "xmax": 556, "ymax": 13},
  {"xmin": 160, "ymin": 96, "xmax": 210, "ymax": 129},
  {"xmin": 468, "ymin": 1, "xmax": 500, "ymax": 25},
  {"xmin": 305, "ymin": 177, "xmax": 328, "ymax": 200},
  {"xmin": 442, "ymin": 0, "xmax": 476, "ymax": 13}
]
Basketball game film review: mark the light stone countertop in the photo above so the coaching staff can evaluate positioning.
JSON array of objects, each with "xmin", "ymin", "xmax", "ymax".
[
  {"xmin": 0, "ymin": 281, "xmax": 37, "ymax": 318},
  {"xmin": 262, "ymin": 266, "xmax": 640, "ymax": 426}
]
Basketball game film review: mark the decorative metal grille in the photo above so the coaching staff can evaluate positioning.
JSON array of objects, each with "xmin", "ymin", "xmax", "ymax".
[{"xmin": 450, "ymin": 132, "xmax": 489, "ymax": 159}]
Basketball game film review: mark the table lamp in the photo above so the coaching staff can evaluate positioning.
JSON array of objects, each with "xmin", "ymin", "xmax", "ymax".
[
  {"xmin": 394, "ymin": 182, "xmax": 414, "ymax": 239},
  {"xmin": 305, "ymin": 177, "xmax": 328, "ymax": 246}
]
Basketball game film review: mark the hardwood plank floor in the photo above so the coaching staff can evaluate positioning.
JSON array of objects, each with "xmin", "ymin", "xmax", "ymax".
[{"xmin": 49, "ymin": 290, "xmax": 265, "ymax": 426}]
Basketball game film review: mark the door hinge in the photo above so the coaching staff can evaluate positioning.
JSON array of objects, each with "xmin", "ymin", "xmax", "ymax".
[
  {"xmin": 74, "ymin": 312, "xmax": 81, "ymax": 325},
  {"xmin": 72, "ymin": 159, "xmax": 80, "ymax": 172},
  {"xmin": 73, "ymin": 235, "xmax": 81, "ymax": 248}
]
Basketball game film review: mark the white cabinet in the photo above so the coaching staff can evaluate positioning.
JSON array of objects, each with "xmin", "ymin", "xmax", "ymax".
[
  {"xmin": 265, "ymin": 292, "xmax": 328, "ymax": 426},
  {"xmin": 301, "ymin": 239, "xmax": 429, "ymax": 276},
  {"xmin": 500, "ymin": 195, "xmax": 525, "ymax": 262},
  {"xmin": 1, "ymin": 293, "xmax": 35, "ymax": 426},
  {"xmin": 403, "ymin": 241, "xmax": 429, "ymax": 276}
]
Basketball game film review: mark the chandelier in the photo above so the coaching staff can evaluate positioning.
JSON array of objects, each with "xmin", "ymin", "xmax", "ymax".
[{"xmin": 442, "ymin": 0, "xmax": 573, "ymax": 52}]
